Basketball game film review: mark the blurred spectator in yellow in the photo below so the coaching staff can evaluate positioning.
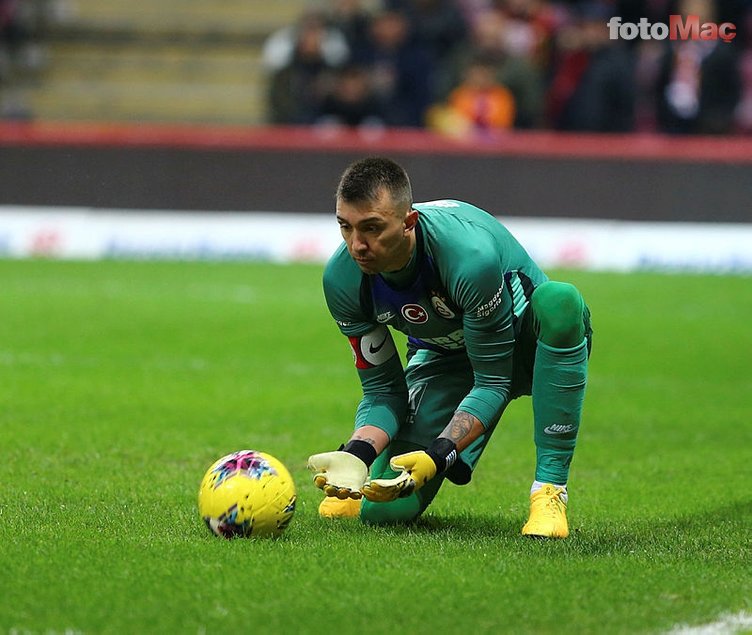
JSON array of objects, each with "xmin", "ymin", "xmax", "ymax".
[
  {"xmin": 317, "ymin": 64, "xmax": 386, "ymax": 128},
  {"xmin": 546, "ymin": 3, "xmax": 636, "ymax": 132},
  {"xmin": 460, "ymin": 5, "xmax": 548, "ymax": 128},
  {"xmin": 428, "ymin": 54, "xmax": 516, "ymax": 134},
  {"xmin": 655, "ymin": 0, "xmax": 742, "ymax": 134},
  {"xmin": 267, "ymin": 13, "xmax": 345, "ymax": 124}
]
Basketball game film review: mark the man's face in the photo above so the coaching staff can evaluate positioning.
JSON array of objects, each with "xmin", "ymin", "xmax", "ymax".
[{"xmin": 336, "ymin": 188, "xmax": 416, "ymax": 274}]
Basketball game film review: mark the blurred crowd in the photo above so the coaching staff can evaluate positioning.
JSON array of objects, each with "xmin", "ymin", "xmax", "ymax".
[
  {"xmin": 3, "ymin": 0, "xmax": 750, "ymax": 135},
  {"xmin": 264, "ymin": 0, "xmax": 752, "ymax": 135}
]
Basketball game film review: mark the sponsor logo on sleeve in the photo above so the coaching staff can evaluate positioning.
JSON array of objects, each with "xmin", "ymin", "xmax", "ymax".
[{"xmin": 476, "ymin": 285, "xmax": 504, "ymax": 318}]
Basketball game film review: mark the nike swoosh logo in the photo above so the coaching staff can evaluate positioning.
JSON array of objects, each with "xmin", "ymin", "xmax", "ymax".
[{"xmin": 369, "ymin": 336, "xmax": 388, "ymax": 354}]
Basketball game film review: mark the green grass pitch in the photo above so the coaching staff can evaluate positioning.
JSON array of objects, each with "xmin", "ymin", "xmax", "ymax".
[{"xmin": 1, "ymin": 259, "xmax": 750, "ymax": 634}]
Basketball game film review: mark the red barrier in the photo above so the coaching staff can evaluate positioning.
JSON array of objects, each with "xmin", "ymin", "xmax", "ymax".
[{"xmin": 0, "ymin": 121, "xmax": 750, "ymax": 164}]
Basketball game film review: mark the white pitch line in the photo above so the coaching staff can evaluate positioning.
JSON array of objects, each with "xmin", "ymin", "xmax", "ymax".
[{"xmin": 667, "ymin": 611, "xmax": 752, "ymax": 635}]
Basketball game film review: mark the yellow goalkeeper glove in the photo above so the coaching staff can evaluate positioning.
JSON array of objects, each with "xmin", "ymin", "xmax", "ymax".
[
  {"xmin": 361, "ymin": 451, "xmax": 437, "ymax": 502},
  {"xmin": 361, "ymin": 438, "xmax": 458, "ymax": 503},
  {"xmin": 307, "ymin": 451, "xmax": 368, "ymax": 500}
]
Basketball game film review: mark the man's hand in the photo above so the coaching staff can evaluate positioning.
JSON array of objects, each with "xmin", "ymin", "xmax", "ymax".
[
  {"xmin": 361, "ymin": 451, "xmax": 438, "ymax": 502},
  {"xmin": 307, "ymin": 451, "xmax": 368, "ymax": 500}
]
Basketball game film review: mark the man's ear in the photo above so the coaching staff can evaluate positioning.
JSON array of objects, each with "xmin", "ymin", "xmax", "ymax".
[{"xmin": 404, "ymin": 209, "xmax": 419, "ymax": 233}]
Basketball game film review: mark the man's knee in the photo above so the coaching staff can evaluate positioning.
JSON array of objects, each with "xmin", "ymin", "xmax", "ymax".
[
  {"xmin": 360, "ymin": 496, "xmax": 423, "ymax": 525},
  {"xmin": 531, "ymin": 281, "xmax": 585, "ymax": 348}
]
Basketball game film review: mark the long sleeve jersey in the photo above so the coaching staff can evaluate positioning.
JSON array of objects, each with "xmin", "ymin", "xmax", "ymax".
[{"xmin": 323, "ymin": 199, "xmax": 548, "ymax": 439}]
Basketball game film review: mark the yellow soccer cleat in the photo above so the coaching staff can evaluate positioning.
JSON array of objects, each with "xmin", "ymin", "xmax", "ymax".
[
  {"xmin": 318, "ymin": 496, "xmax": 362, "ymax": 519},
  {"xmin": 521, "ymin": 484, "xmax": 569, "ymax": 539}
]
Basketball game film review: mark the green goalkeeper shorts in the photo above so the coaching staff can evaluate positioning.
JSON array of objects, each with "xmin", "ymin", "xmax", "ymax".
[{"xmin": 388, "ymin": 300, "xmax": 592, "ymax": 484}]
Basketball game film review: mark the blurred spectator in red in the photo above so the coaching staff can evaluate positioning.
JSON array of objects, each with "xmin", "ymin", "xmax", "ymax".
[
  {"xmin": 353, "ymin": 9, "xmax": 434, "ymax": 126},
  {"xmin": 492, "ymin": 0, "xmax": 561, "ymax": 66},
  {"xmin": 428, "ymin": 53, "xmax": 516, "ymax": 134},
  {"xmin": 546, "ymin": 3, "xmax": 636, "ymax": 132},
  {"xmin": 654, "ymin": 0, "xmax": 742, "ymax": 134},
  {"xmin": 267, "ymin": 13, "xmax": 346, "ymax": 124},
  {"xmin": 317, "ymin": 64, "xmax": 386, "ymax": 128}
]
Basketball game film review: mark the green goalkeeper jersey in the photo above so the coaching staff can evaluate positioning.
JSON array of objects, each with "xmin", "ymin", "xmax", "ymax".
[{"xmin": 323, "ymin": 199, "xmax": 548, "ymax": 439}]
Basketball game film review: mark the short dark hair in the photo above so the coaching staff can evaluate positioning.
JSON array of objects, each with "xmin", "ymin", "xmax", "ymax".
[{"xmin": 336, "ymin": 157, "xmax": 412, "ymax": 212}]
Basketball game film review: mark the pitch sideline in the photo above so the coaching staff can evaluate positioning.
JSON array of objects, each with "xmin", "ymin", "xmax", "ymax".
[{"xmin": 667, "ymin": 611, "xmax": 752, "ymax": 634}]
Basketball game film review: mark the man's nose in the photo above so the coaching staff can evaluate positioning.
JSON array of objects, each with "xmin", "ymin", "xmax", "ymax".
[{"xmin": 351, "ymin": 230, "xmax": 368, "ymax": 252}]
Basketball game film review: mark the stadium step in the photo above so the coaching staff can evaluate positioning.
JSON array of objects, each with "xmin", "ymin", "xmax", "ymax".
[
  {"xmin": 55, "ymin": 0, "xmax": 310, "ymax": 40},
  {"xmin": 17, "ymin": 41, "xmax": 268, "ymax": 123},
  {"xmin": 7, "ymin": 0, "xmax": 312, "ymax": 124}
]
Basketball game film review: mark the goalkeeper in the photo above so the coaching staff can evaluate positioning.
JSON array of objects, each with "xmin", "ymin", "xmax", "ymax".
[{"xmin": 308, "ymin": 157, "xmax": 592, "ymax": 538}]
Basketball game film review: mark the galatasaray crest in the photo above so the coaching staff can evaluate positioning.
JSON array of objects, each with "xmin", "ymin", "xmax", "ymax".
[{"xmin": 431, "ymin": 294, "xmax": 456, "ymax": 319}]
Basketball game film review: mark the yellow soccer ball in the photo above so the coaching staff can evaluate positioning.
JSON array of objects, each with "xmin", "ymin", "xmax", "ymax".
[{"xmin": 198, "ymin": 450, "xmax": 296, "ymax": 538}]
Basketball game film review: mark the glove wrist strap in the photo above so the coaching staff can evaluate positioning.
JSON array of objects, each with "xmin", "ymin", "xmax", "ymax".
[
  {"xmin": 426, "ymin": 437, "xmax": 458, "ymax": 474},
  {"xmin": 341, "ymin": 439, "xmax": 378, "ymax": 468}
]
